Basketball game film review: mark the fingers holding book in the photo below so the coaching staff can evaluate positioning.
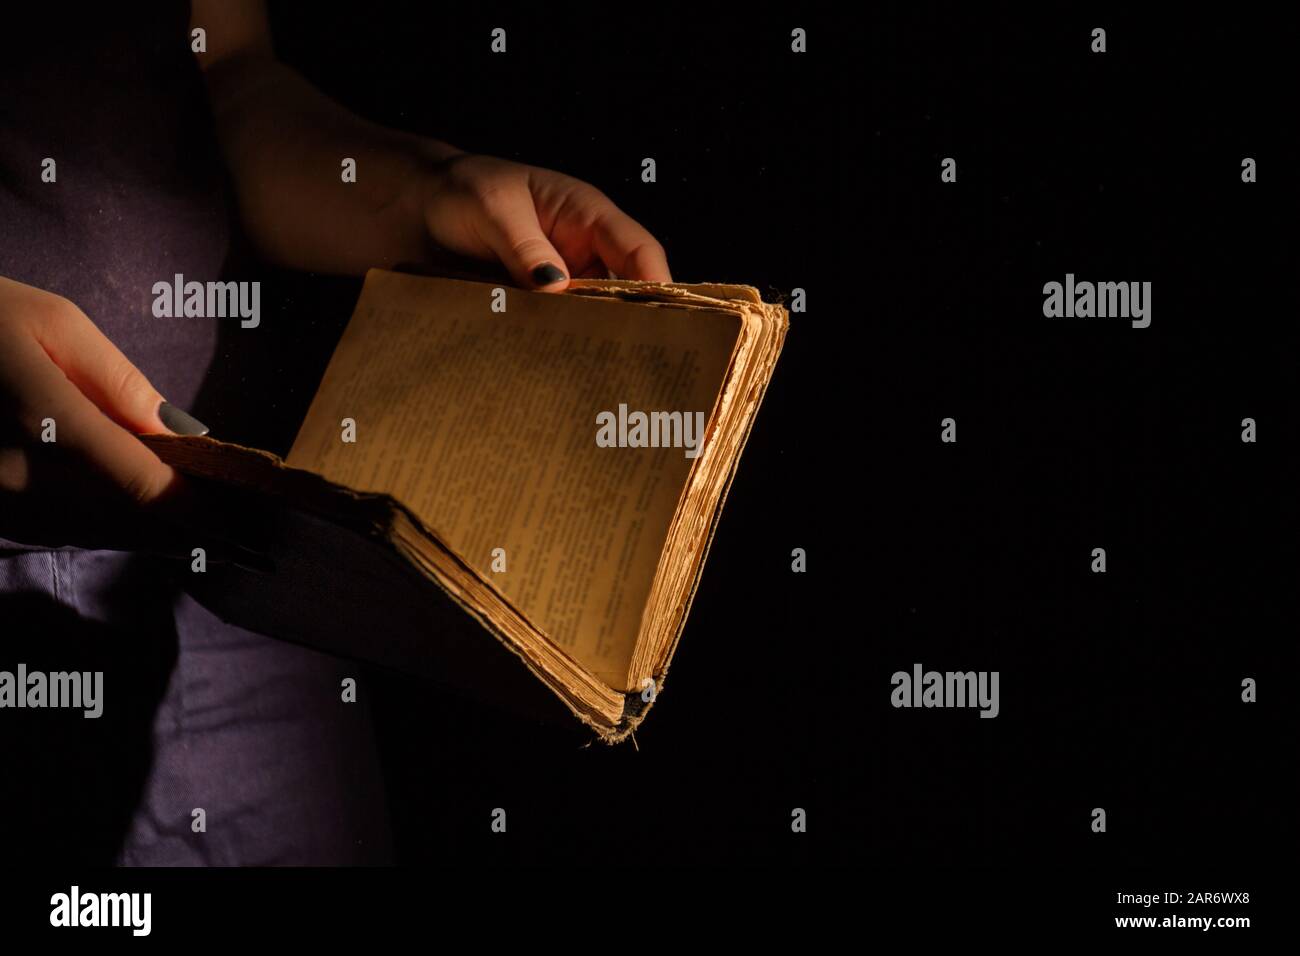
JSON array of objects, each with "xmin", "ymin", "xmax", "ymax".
[{"xmin": 419, "ymin": 153, "xmax": 671, "ymax": 292}]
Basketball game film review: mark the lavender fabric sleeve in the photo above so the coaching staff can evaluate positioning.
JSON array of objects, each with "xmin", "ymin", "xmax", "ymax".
[{"xmin": 0, "ymin": 6, "xmax": 392, "ymax": 864}]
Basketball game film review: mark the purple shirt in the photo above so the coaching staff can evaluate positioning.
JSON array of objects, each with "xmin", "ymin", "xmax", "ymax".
[{"xmin": 0, "ymin": 5, "xmax": 390, "ymax": 864}]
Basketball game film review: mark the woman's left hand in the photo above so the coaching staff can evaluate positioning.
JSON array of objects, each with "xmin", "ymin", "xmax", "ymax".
[{"xmin": 417, "ymin": 152, "xmax": 672, "ymax": 291}]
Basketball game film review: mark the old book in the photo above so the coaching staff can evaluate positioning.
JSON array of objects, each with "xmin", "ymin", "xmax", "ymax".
[{"xmin": 142, "ymin": 269, "xmax": 788, "ymax": 742}]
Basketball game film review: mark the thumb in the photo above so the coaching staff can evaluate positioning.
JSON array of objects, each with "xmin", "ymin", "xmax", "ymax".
[
  {"xmin": 35, "ymin": 297, "xmax": 208, "ymax": 436},
  {"xmin": 472, "ymin": 184, "xmax": 571, "ymax": 291}
]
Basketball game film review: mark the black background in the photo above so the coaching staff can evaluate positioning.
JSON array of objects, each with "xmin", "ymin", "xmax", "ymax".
[
  {"xmin": 1, "ymin": 5, "xmax": 1292, "ymax": 927},
  {"xmin": 200, "ymin": 6, "xmax": 1295, "ymax": 874},
  {"xmin": 863, "ymin": 10, "xmax": 1295, "ymax": 876}
]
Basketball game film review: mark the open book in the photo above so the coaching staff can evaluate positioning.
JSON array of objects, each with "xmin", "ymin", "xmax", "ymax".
[{"xmin": 142, "ymin": 269, "xmax": 788, "ymax": 741}]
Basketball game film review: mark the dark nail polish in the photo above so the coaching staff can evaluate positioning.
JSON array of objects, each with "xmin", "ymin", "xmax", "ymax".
[
  {"xmin": 531, "ymin": 263, "xmax": 566, "ymax": 287},
  {"xmin": 159, "ymin": 402, "xmax": 209, "ymax": 437}
]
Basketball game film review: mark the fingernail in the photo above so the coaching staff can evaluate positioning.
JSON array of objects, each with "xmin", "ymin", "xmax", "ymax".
[
  {"xmin": 159, "ymin": 401, "xmax": 210, "ymax": 436},
  {"xmin": 530, "ymin": 263, "xmax": 567, "ymax": 287}
]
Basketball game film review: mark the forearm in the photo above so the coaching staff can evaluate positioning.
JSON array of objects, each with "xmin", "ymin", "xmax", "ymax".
[{"xmin": 202, "ymin": 53, "xmax": 461, "ymax": 274}]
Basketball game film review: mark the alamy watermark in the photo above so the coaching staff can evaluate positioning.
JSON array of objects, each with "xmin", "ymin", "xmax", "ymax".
[
  {"xmin": 50, "ymin": 886, "xmax": 150, "ymax": 936},
  {"xmin": 890, "ymin": 663, "xmax": 999, "ymax": 718},
  {"xmin": 595, "ymin": 403, "xmax": 706, "ymax": 459},
  {"xmin": 152, "ymin": 273, "xmax": 260, "ymax": 328},
  {"xmin": 1043, "ymin": 273, "xmax": 1151, "ymax": 328},
  {"xmin": 0, "ymin": 664, "xmax": 102, "ymax": 718}
]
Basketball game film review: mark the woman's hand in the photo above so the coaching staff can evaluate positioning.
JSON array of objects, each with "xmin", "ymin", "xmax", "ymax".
[
  {"xmin": 0, "ymin": 276, "xmax": 207, "ymax": 553},
  {"xmin": 193, "ymin": 6, "xmax": 672, "ymax": 286},
  {"xmin": 418, "ymin": 153, "xmax": 673, "ymax": 291}
]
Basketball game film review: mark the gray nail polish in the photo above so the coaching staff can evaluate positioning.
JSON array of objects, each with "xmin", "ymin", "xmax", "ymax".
[
  {"xmin": 531, "ymin": 263, "xmax": 566, "ymax": 287},
  {"xmin": 159, "ymin": 402, "xmax": 209, "ymax": 437}
]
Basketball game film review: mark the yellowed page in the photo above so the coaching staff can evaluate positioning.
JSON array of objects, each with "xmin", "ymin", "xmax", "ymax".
[{"xmin": 287, "ymin": 270, "xmax": 740, "ymax": 689}]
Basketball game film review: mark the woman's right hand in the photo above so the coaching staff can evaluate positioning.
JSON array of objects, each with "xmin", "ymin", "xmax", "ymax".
[{"xmin": 0, "ymin": 275, "xmax": 207, "ymax": 553}]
